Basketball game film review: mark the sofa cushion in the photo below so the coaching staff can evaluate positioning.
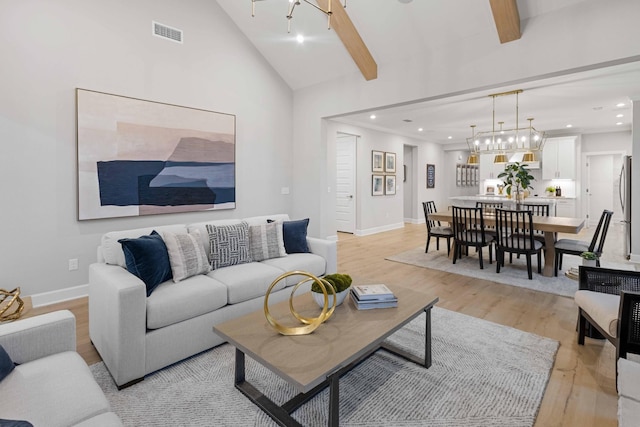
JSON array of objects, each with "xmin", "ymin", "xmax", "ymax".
[
  {"xmin": 146, "ymin": 275, "xmax": 228, "ymax": 330},
  {"xmin": 206, "ymin": 222, "xmax": 252, "ymax": 269},
  {"xmin": 249, "ymin": 221, "xmax": 286, "ymax": 262},
  {"xmin": 574, "ymin": 290, "xmax": 620, "ymax": 337},
  {"xmin": 0, "ymin": 344, "xmax": 14, "ymax": 383},
  {"xmin": 0, "ymin": 352, "xmax": 111, "ymax": 427},
  {"xmin": 101, "ymin": 224, "xmax": 187, "ymax": 267},
  {"xmin": 281, "ymin": 218, "xmax": 310, "ymax": 254},
  {"xmin": 262, "ymin": 253, "xmax": 327, "ymax": 286},
  {"xmin": 208, "ymin": 262, "xmax": 286, "ymax": 304},
  {"xmin": 119, "ymin": 231, "xmax": 173, "ymax": 297},
  {"xmin": 162, "ymin": 229, "xmax": 211, "ymax": 283}
]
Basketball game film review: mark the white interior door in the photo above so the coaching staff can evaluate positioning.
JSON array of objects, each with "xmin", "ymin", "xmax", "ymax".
[
  {"xmin": 586, "ymin": 154, "xmax": 617, "ymax": 226},
  {"xmin": 336, "ymin": 134, "xmax": 357, "ymax": 233}
]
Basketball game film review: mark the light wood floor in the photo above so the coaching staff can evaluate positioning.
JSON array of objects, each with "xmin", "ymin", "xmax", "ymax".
[{"xmin": 29, "ymin": 223, "xmax": 618, "ymax": 426}]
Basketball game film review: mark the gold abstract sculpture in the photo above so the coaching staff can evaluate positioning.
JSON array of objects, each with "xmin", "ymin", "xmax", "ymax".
[
  {"xmin": 264, "ymin": 271, "xmax": 337, "ymax": 336},
  {"xmin": 0, "ymin": 287, "xmax": 25, "ymax": 322}
]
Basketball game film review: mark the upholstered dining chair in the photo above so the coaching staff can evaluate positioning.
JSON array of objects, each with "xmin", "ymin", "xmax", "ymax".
[
  {"xmin": 494, "ymin": 209, "xmax": 543, "ymax": 280},
  {"xmin": 574, "ymin": 266, "xmax": 640, "ymax": 381},
  {"xmin": 554, "ymin": 209, "xmax": 613, "ymax": 276},
  {"xmin": 422, "ymin": 201, "xmax": 454, "ymax": 255},
  {"xmin": 451, "ymin": 206, "xmax": 494, "ymax": 269}
]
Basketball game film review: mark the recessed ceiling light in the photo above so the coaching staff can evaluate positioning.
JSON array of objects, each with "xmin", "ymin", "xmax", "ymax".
[
  {"xmin": 418, "ymin": 128, "xmax": 423, "ymax": 132},
  {"xmin": 617, "ymin": 114, "xmax": 624, "ymax": 118},
  {"xmin": 447, "ymin": 136, "xmax": 452, "ymax": 139},
  {"xmin": 566, "ymin": 124, "xmax": 573, "ymax": 128},
  {"xmin": 617, "ymin": 122, "xmax": 624, "ymax": 126},
  {"xmin": 369, "ymin": 114, "xmax": 376, "ymax": 119},
  {"xmin": 617, "ymin": 103, "xmax": 626, "ymax": 107},
  {"xmin": 296, "ymin": 34, "xmax": 304, "ymax": 44}
]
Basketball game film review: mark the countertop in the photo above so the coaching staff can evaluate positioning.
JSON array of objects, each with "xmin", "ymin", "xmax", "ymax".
[{"xmin": 450, "ymin": 195, "xmax": 576, "ymax": 201}]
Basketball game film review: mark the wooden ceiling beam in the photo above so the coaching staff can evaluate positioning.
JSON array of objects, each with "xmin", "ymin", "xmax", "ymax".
[
  {"xmin": 316, "ymin": 0, "xmax": 377, "ymax": 81},
  {"xmin": 489, "ymin": 0, "xmax": 521, "ymax": 44}
]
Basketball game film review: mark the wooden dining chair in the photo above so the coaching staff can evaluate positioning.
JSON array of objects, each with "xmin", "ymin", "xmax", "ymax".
[
  {"xmin": 495, "ymin": 208, "xmax": 543, "ymax": 280},
  {"xmin": 451, "ymin": 206, "xmax": 494, "ymax": 269},
  {"xmin": 422, "ymin": 201, "xmax": 454, "ymax": 255},
  {"xmin": 554, "ymin": 210, "xmax": 613, "ymax": 276},
  {"xmin": 475, "ymin": 201, "xmax": 503, "ymax": 239}
]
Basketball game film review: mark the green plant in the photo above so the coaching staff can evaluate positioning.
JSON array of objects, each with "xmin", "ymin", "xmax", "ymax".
[
  {"xmin": 545, "ymin": 186, "xmax": 556, "ymax": 193},
  {"xmin": 311, "ymin": 273, "xmax": 352, "ymax": 293},
  {"xmin": 580, "ymin": 251, "xmax": 598, "ymax": 260},
  {"xmin": 497, "ymin": 162, "xmax": 535, "ymax": 196}
]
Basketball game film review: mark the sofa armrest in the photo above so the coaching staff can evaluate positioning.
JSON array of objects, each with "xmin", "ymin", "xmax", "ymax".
[
  {"xmin": 307, "ymin": 237, "xmax": 337, "ymax": 275},
  {"xmin": 0, "ymin": 310, "xmax": 75, "ymax": 364},
  {"xmin": 89, "ymin": 263, "xmax": 147, "ymax": 387}
]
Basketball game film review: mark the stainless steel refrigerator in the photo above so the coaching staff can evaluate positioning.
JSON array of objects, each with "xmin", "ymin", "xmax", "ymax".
[{"xmin": 620, "ymin": 155, "xmax": 632, "ymax": 259}]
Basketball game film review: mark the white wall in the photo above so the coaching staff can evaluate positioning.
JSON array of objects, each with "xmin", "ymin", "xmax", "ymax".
[
  {"xmin": 581, "ymin": 130, "xmax": 632, "ymax": 154},
  {"xmin": 0, "ymin": 0, "xmax": 294, "ymax": 298},
  {"xmin": 291, "ymin": 0, "xmax": 640, "ymax": 242},
  {"xmin": 324, "ymin": 121, "xmax": 446, "ymax": 235}
]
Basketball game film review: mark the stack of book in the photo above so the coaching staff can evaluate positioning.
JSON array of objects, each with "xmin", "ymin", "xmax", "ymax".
[
  {"xmin": 350, "ymin": 284, "xmax": 398, "ymax": 310},
  {"xmin": 565, "ymin": 266, "xmax": 580, "ymax": 280}
]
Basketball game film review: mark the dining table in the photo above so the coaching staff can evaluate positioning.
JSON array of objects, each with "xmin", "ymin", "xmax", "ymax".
[{"xmin": 427, "ymin": 211, "xmax": 585, "ymax": 277}]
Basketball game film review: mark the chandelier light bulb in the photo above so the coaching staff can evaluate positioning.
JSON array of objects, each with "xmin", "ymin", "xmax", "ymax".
[{"xmin": 508, "ymin": 137, "xmax": 514, "ymax": 143}]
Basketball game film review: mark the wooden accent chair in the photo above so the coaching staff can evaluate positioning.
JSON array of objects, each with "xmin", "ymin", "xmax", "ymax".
[
  {"xmin": 422, "ymin": 201, "xmax": 453, "ymax": 255},
  {"xmin": 451, "ymin": 206, "xmax": 494, "ymax": 269},
  {"xmin": 574, "ymin": 266, "xmax": 640, "ymax": 381},
  {"xmin": 495, "ymin": 209, "xmax": 543, "ymax": 280},
  {"xmin": 475, "ymin": 201, "xmax": 503, "ymax": 239},
  {"xmin": 554, "ymin": 210, "xmax": 613, "ymax": 276}
]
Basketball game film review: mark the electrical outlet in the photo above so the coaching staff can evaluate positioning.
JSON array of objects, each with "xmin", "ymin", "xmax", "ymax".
[{"xmin": 68, "ymin": 258, "xmax": 78, "ymax": 271}]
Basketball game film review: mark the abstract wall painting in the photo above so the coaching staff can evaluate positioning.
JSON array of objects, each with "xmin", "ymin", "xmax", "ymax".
[{"xmin": 76, "ymin": 89, "xmax": 236, "ymax": 220}]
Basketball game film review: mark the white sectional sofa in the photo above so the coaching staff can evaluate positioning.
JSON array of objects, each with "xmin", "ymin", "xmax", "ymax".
[
  {"xmin": 0, "ymin": 310, "xmax": 123, "ymax": 426},
  {"xmin": 89, "ymin": 214, "xmax": 337, "ymax": 389}
]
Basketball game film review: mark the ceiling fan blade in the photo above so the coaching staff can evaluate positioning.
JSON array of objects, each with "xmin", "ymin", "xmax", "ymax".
[
  {"xmin": 316, "ymin": 0, "xmax": 377, "ymax": 81},
  {"xmin": 489, "ymin": 0, "xmax": 521, "ymax": 44}
]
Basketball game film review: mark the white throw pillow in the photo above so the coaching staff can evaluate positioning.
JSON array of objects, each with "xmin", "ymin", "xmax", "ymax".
[
  {"xmin": 162, "ymin": 229, "xmax": 211, "ymax": 282},
  {"xmin": 249, "ymin": 221, "xmax": 286, "ymax": 262}
]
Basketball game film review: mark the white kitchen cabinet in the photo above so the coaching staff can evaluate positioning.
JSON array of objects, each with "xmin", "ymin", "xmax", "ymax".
[
  {"xmin": 543, "ymin": 136, "xmax": 576, "ymax": 180},
  {"xmin": 479, "ymin": 154, "xmax": 507, "ymax": 180},
  {"xmin": 555, "ymin": 198, "xmax": 576, "ymax": 217}
]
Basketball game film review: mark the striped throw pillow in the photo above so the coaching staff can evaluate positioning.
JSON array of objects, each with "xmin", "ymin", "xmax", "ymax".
[
  {"xmin": 249, "ymin": 221, "xmax": 286, "ymax": 262},
  {"xmin": 162, "ymin": 230, "xmax": 211, "ymax": 282}
]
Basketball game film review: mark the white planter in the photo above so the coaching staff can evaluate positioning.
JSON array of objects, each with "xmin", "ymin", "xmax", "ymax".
[
  {"xmin": 312, "ymin": 288, "xmax": 350, "ymax": 308},
  {"xmin": 582, "ymin": 258, "xmax": 597, "ymax": 267}
]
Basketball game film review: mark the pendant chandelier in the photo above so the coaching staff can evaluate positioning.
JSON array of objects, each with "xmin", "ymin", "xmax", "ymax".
[
  {"xmin": 251, "ymin": 0, "xmax": 348, "ymax": 33},
  {"xmin": 466, "ymin": 89, "xmax": 546, "ymax": 165}
]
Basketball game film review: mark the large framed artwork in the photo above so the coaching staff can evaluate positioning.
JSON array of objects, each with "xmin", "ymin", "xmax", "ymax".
[{"xmin": 76, "ymin": 89, "xmax": 236, "ymax": 220}]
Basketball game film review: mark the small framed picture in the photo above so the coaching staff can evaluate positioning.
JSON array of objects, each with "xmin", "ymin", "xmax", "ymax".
[
  {"xmin": 385, "ymin": 152, "xmax": 396, "ymax": 173},
  {"xmin": 426, "ymin": 164, "xmax": 435, "ymax": 189},
  {"xmin": 372, "ymin": 151, "xmax": 384, "ymax": 172},
  {"xmin": 385, "ymin": 175, "xmax": 396, "ymax": 195},
  {"xmin": 372, "ymin": 175, "xmax": 384, "ymax": 196}
]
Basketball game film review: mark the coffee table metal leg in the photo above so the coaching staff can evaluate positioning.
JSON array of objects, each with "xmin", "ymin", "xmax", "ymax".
[
  {"xmin": 235, "ymin": 348, "xmax": 245, "ymax": 383},
  {"xmin": 328, "ymin": 372, "xmax": 340, "ymax": 427},
  {"xmin": 425, "ymin": 306, "xmax": 432, "ymax": 368}
]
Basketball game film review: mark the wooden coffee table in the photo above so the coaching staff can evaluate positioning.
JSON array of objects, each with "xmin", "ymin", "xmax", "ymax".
[{"xmin": 213, "ymin": 285, "xmax": 439, "ymax": 427}]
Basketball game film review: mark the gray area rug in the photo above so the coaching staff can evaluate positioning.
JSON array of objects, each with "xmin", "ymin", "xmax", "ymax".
[
  {"xmin": 385, "ymin": 246, "xmax": 627, "ymax": 297},
  {"xmin": 91, "ymin": 307, "xmax": 558, "ymax": 426}
]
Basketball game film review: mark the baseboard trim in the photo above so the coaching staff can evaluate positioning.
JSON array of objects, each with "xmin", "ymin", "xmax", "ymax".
[
  {"xmin": 30, "ymin": 284, "xmax": 89, "ymax": 308},
  {"xmin": 404, "ymin": 217, "xmax": 421, "ymax": 224},
  {"xmin": 355, "ymin": 222, "xmax": 404, "ymax": 237},
  {"xmin": 629, "ymin": 253, "xmax": 640, "ymax": 264}
]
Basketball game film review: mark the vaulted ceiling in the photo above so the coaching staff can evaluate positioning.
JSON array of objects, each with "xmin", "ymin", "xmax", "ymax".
[{"xmin": 217, "ymin": 0, "xmax": 638, "ymax": 145}]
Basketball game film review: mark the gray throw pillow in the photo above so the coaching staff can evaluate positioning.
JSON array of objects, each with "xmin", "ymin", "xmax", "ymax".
[
  {"xmin": 162, "ymin": 229, "xmax": 211, "ymax": 282},
  {"xmin": 206, "ymin": 222, "xmax": 252, "ymax": 269}
]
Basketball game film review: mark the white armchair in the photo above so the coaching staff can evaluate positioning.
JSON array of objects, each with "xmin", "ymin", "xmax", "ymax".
[{"xmin": 0, "ymin": 311, "xmax": 122, "ymax": 427}]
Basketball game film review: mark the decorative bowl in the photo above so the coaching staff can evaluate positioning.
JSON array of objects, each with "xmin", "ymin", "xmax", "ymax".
[{"xmin": 312, "ymin": 287, "xmax": 350, "ymax": 308}]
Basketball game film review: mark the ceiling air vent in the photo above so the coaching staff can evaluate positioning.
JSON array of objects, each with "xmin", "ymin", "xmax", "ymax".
[{"xmin": 152, "ymin": 21, "xmax": 183, "ymax": 44}]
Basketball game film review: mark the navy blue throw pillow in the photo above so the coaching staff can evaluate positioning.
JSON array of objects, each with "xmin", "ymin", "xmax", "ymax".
[
  {"xmin": 282, "ymin": 218, "xmax": 310, "ymax": 254},
  {"xmin": 119, "ymin": 231, "xmax": 172, "ymax": 296},
  {"xmin": 0, "ymin": 420, "xmax": 34, "ymax": 427},
  {"xmin": 0, "ymin": 344, "xmax": 15, "ymax": 383}
]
